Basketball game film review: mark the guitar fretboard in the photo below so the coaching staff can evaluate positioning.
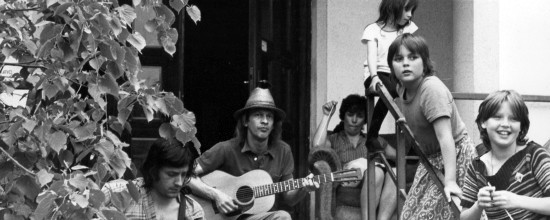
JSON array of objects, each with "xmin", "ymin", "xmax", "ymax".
[{"xmin": 253, "ymin": 173, "xmax": 334, "ymax": 198}]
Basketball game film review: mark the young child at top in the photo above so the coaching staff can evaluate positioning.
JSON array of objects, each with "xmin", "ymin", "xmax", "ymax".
[
  {"xmin": 460, "ymin": 90, "xmax": 550, "ymax": 220},
  {"xmin": 387, "ymin": 33, "xmax": 477, "ymax": 219},
  {"xmin": 362, "ymin": 0, "xmax": 419, "ymax": 150}
]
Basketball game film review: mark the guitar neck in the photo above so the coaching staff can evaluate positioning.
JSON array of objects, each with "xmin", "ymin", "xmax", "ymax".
[{"xmin": 253, "ymin": 173, "xmax": 335, "ymax": 198}]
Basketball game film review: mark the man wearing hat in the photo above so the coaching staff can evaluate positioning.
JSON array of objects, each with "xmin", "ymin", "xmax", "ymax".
[{"xmin": 188, "ymin": 87, "xmax": 317, "ymax": 220}]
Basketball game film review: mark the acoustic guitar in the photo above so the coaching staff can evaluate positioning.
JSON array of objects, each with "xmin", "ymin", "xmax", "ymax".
[{"xmin": 189, "ymin": 168, "xmax": 362, "ymax": 220}]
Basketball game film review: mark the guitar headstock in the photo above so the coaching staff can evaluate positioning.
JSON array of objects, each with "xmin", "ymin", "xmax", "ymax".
[{"xmin": 331, "ymin": 168, "xmax": 363, "ymax": 182}]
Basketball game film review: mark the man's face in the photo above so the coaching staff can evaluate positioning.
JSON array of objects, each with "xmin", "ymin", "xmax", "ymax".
[
  {"xmin": 245, "ymin": 109, "xmax": 274, "ymax": 142},
  {"xmin": 152, "ymin": 165, "xmax": 189, "ymax": 199}
]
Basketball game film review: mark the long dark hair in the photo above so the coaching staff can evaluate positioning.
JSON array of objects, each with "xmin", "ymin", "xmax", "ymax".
[
  {"xmin": 141, "ymin": 138, "xmax": 199, "ymax": 191},
  {"xmin": 376, "ymin": 0, "xmax": 418, "ymax": 30},
  {"xmin": 475, "ymin": 90, "xmax": 530, "ymax": 150}
]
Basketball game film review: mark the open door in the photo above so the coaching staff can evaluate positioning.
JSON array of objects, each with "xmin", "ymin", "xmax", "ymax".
[
  {"xmin": 183, "ymin": 0, "xmax": 311, "ymax": 218},
  {"xmin": 249, "ymin": 0, "xmax": 311, "ymax": 218}
]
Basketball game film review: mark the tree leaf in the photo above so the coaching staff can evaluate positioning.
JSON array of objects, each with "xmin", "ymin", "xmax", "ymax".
[
  {"xmin": 109, "ymin": 16, "xmax": 123, "ymax": 36},
  {"xmin": 155, "ymin": 5, "xmax": 175, "ymax": 26},
  {"xmin": 191, "ymin": 136, "xmax": 201, "ymax": 153},
  {"xmin": 92, "ymin": 108, "xmax": 105, "ymax": 122},
  {"xmin": 106, "ymin": 130, "xmax": 127, "ymax": 148},
  {"xmin": 15, "ymin": 175, "xmax": 40, "ymax": 200},
  {"xmin": 88, "ymin": 84, "xmax": 107, "ymax": 109},
  {"xmin": 109, "ymin": 148, "xmax": 131, "ymax": 178},
  {"xmin": 175, "ymin": 127, "xmax": 196, "ymax": 146},
  {"xmin": 70, "ymin": 193, "xmax": 89, "ymax": 208},
  {"xmin": 171, "ymin": 112, "xmax": 196, "ymax": 132},
  {"xmin": 73, "ymin": 123, "xmax": 96, "ymax": 141},
  {"xmin": 99, "ymin": 73, "xmax": 119, "ymax": 96},
  {"xmin": 144, "ymin": 19, "xmax": 158, "ymax": 32},
  {"xmin": 60, "ymin": 149, "xmax": 74, "ymax": 168},
  {"xmin": 141, "ymin": 104, "xmax": 154, "ymax": 122},
  {"xmin": 111, "ymin": 190, "xmax": 132, "ymax": 212},
  {"xmin": 22, "ymin": 119, "xmax": 37, "ymax": 132},
  {"xmin": 3, "ymin": 213, "xmax": 25, "ymax": 220},
  {"xmin": 41, "ymin": 80, "xmax": 59, "ymax": 100},
  {"xmin": 39, "ymin": 24, "xmax": 62, "ymax": 44},
  {"xmin": 54, "ymin": 3, "xmax": 74, "ymax": 17},
  {"xmin": 124, "ymin": 47, "xmax": 139, "ymax": 75},
  {"xmin": 46, "ymin": 0, "xmax": 58, "ymax": 7},
  {"xmin": 102, "ymin": 209, "xmax": 126, "ymax": 220},
  {"xmin": 126, "ymin": 181, "xmax": 140, "ymax": 202},
  {"xmin": 46, "ymin": 130, "xmax": 67, "ymax": 154},
  {"xmin": 169, "ymin": 0, "xmax": 185, "ymax": 13},
  {"xmin": 36, "ymin": 169, "xmax": 54, "ymax": 187},
  {"xmin": 161, "ymin": 37, "xmax": 176, "ymax": 56},
  {"xmin": 99, "ymin": 42, "xmax": 116, "ymax": 60},
  {"xmin": 166, "ymin": 27, "xmax": 178, "ymax": 43},
  {"xmin": 88, "ymin": 189, "xmax": 105, "ymax": 208},
  {"xmin": 32, "ymin": 192, "xmax": 56, "ymax": 220},
  {"xmin": 69, "ymin": 25, "xmax": 83, "ymax": 52},
  {"xmin": 106, "ymin": 61, "xmax": 123, "ymax": 79},
  {"xmin": 12, "ymin": 203, "xmax": 32, "ymax": 218},
  {"xmin": 49, "ymin": 180, "xmax": 70, "ymax": 197},
  {"xmin": 71, "ymin": 165, "xmax": 88, "ymax": 170},
  {"xmin": 154, "ymin": 98, "xmax": 169, "ymax": 116},
  {"xmin": 127, "ymin": 32, "xmax": 146, "ymax": 51},
  {"xmin": 117, "ymin": 108, "xmax": 131, "ymax": 125},
  {"xmin": 37, "ymin": 38, "xmax": 55, "ymax": 60},
  {"xmin": 23, "ymin": 39, "xmax": 38, "ymax": 55},
  {"xmin": 116, "ymin": 4, "xmax": 136, "ymax": 27},
  {"xmin": 186, "ymin": 5, "xmax": 201, "ymax": 24},
  {"xmin": 68, "ymin": 173, "xmax": 87, "ymax": 192},
  {"xmin": 0, "ymin": 161, "xmax": 14, "ymax": 179},
  {"xmin": 163, "ymin": 92, "xmax": 184, "ymax": 115},
  {"xmin": 58, "ymin": 40, "xmax": 76, "ymax": 62},
  {"xmin": 95, "ymin": 139, "xmax": 114, "ymax": 163}
]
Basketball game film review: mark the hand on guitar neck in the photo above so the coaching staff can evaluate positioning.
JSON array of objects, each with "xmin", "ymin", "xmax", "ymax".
[{"xmin": 190, "ymin": 169, "xmax": 362, "ymax": 220}]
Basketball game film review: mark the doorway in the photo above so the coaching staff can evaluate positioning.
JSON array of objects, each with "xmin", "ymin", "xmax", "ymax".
[{"xmin": 183, "ymin": 0, "xmax": 311, "ymax": 218}]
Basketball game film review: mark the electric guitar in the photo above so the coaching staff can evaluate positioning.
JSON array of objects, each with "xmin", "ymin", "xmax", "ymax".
[{"xmin": 189, "ymin": 169, "xmax": 362, "ymax": 220}]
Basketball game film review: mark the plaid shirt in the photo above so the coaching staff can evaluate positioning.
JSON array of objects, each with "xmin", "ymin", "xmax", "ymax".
[{"xmin": 102, "ymin": 178, "xmax": 204, "ymax": 220}]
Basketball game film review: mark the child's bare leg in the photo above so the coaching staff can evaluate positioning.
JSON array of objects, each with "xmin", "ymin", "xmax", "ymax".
[
  {"xmin": 377, "ymin": 167, "xmax": 397, "ymax": 220},
  {"xmin": 360, "ymin": 166, "xmax": 384, "ymax": 220}
]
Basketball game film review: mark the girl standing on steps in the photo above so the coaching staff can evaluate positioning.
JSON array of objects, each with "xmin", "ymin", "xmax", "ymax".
[
  {"xmin": 460, "ymin": 90, "xmax": 550, "ymax": 219},
  {"xmin": 362, "ymin": 0, "xmax": 419, "ymax": 147},
  {"xmin": 387, "ymin": 33, "xmax": 477, "ymax": 219}
]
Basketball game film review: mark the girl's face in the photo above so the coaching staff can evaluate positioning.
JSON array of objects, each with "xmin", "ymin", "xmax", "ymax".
[
  {"xmin": 482, "ymin": 101, "xmax": 521, "ymax": 150},
  {"xmin": 343, "ymin": 111, "xmax": 365, "ymax": 136},
  {"xmin": 392, "ymin": 45, "xmax": 424, "ymax": 87},
  {"xmin": 398, "ymin": 7, "xmax": 413, "ymax": 26}
]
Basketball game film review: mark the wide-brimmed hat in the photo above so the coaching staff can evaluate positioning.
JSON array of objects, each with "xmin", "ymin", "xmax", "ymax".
[{"xmin": 233, "ymin": 87, "xmax": 286, "ymax": 120}]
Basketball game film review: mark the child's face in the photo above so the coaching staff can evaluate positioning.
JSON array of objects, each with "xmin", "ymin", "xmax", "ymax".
[
  {"xmin": 482, "ymin": 101, "xmax": 521, "ymax": 150},
  {"xmin": 399, "ymin": 7, "xmax": 413, "ymax": 26},
  {"xmin": 392, "ymin": 45, "xmax": 424, "ymax": 87}
]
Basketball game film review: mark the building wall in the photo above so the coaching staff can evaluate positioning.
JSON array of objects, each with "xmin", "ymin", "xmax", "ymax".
[{"xmin": 312, "ymin": 0, "xmax": 550, "ymax": 147}]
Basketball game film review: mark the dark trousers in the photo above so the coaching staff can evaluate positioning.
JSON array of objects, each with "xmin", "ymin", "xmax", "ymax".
[{"xmin": 364, "ymin": 72, "xmax": 398, "ymax": 150}]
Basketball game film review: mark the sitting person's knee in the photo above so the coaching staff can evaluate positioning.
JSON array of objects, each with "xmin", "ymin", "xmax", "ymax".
[{"xmin": 271, "ymin": 210, "xmax": 291, "ymax": 220}]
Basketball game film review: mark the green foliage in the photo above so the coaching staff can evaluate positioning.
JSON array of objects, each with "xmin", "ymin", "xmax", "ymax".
[{"xmin": 0, "ymin": 0, "xmax": 201, "ymax": 218}]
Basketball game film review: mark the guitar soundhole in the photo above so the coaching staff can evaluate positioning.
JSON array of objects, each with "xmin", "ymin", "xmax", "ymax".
[{"xmin": 236, "ymin": 186, "xmax": 254, "ymax": 204}]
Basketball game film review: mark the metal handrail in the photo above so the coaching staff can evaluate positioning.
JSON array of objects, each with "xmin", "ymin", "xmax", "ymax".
[{"xmin": 453, "ymin": 92, "xmax": 550, "ymax": 102}]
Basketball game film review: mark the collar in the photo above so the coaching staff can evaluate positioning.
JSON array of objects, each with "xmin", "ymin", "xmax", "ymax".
[{"xmin": 241, "ymin": 141, "xmax": 275, "ymax": 158}]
